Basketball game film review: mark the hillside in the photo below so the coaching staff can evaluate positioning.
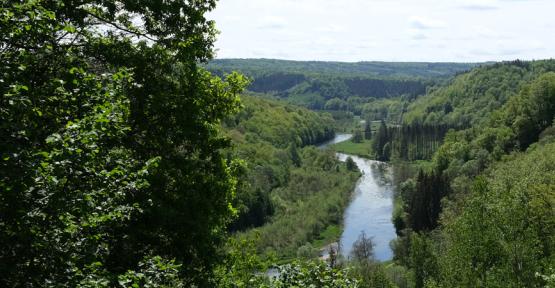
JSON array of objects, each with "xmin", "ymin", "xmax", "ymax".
[
  {"xmin": 404, "ymin": 60, "xmax": 555, "ymax": 126},
  {"xmin": 207, "ymin": 59, "xmax": 477, "ymax": 79},
  {"xmin": 224, "ymin": 95, "xmax": 360, "ymax": 259},
  {"xmin": 207, "ymin": 59, "xmax": 478, "ymax": 111},
  {"xmin": 389, "ymin": 64, "xmax": 555, "ymax": 287}
]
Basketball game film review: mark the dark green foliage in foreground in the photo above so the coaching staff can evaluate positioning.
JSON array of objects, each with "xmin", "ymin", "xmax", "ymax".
[
  {"xmin": 272, "ymin": 261, "xmax": 359, "ymax": 288},
  {"xmin": 0, "ymin": 0, "xmax": 246, "ymax": 286}
]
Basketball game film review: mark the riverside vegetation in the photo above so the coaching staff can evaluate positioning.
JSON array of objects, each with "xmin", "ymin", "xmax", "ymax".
[{"xmin": 1, "ymin": 0, "xmax": 555, "ymax": 287}]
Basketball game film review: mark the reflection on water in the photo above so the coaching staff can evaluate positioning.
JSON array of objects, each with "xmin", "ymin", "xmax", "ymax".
[
  {"xmin": 337, "ymin": 153, "xmax": 396, "ymax": 261},
  {"xmin": 315, "ymin": 133, "xmax": 396, "ymax": 261}
]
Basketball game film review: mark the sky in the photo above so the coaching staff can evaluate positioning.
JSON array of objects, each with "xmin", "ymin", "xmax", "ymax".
[{"xmin": 207, "ymin": 0, "xmax": 555, "ymax": 62}]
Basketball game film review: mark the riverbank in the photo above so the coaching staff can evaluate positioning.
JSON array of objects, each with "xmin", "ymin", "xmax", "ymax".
[
  {"xmin": 321, "ymin": 134, "xmax": 396, "ymax": 261},
  {"xmin": 332, "ymin": 139, "xmax": 373, "ymax": 158},
  {"xmin": 336, "ymin": 153, "xmax": 396, "ymax": 261},
  {"xmin": 235, "ymin": 139, "xmax": 361, "ymax": 262}
]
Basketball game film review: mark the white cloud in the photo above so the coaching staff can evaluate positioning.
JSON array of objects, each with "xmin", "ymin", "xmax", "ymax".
[
  {"xmin": 208, "ymin": 0, "xmax": 555, "ymax": 62},
  {"xmin": 409, "ymin": 16, "xmax": 446, "ymax": 30},
  {"xmin": 257, "ymin": 16, "xmax": 288, "ymax": 30}
]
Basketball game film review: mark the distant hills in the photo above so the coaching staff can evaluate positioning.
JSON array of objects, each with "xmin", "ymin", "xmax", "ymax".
[
  {"xmin": 206, "ymin": 59, "xmax": 480, "ymax": 110},
  {"xmin": 206, "ymin": 58, "xmax": 479, "ymax": 79}
]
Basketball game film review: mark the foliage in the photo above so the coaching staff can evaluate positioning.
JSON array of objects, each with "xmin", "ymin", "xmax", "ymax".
[
  {"xmin": 117, "ymin": 256, "xmax": 184, "ymax": 288},
  {"xmin": 224, "ymin": 95, "xmax": 337, "ymax": 231},
  {"xmin": 392, "ymin": 63, "xmax": 555, "ymax": 288},
  {"xmin": 207, "ymin": 59, "xmax": 476, "ymax": 113},
  {"xmin": 346, "ymin": 157, "xmax": 359, "ymax": 171},
  {"xmin": 222, "ymin": 95, "xmax": 359, "ymax": 261},
  {"xmin": 406, "ymin": 170, "xmax": 449, "ymax": 232},
  {"xmin": 215, "ymin": 236, "xmax": 271, "ymax": 288},
  {"xmin": 242, "ymin": 147, "xmax": 360, "ymax": 260},
  {"xmin": 207, "ymin": 59, "xmax": 476, "ymax": 79},
  {"xmin": 271, "ymin": 261, "xmax": 359, "ymax": 288},
  {"xmin": 437, "ymin": 144, "xmax": 555, "ymax": 287},
  {"xmin": 352, "ymin": 129, "xmax": 364, "ymax": 143},
  {"xmin": 364, "ymin": 121, "xmax": 373, "ymax": 140},
  {"xmin": 0, "ymin": 0, "xmax": 246, "ymax": 286},
  {"xmin": 351, "ymin": 232, "xmax": 375, "ymax": 263},
  {"xmin": 404, "ymin": 60, "xmax": 555, "ymax": 126}
]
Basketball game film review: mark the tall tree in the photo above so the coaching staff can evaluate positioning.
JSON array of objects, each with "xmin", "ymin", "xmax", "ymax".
[
  {"xmin": 0, "ymin": 0, "xmax": 246, "ymax": 286},
  {"xmin": 372, "ymin": 120, "xmax": 389, "ymax": 160},
  {"xmin": 352, "ymin": 129, "xmax": 364, "ymax": 143},
  {"xmin": 364, "ymin": 120, "xmax": 373, "ymax": 140}
]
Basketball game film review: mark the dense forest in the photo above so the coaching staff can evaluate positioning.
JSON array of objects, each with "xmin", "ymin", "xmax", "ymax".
[
  {"xmin": 2, "ymin": 0, "xmax": 555, "ymax": 287},
  {"xmin": 389, "ymin": 62, "xmax": 555, "ymax": 288},
  {"xmin": 207, "ymin": 59, "xmax": 476, "ymax": 113},
  {"xmin": 206, "ymin": 59, "xmax": 477, "ymax": 78},
  {"xmin": 222, "ymin": 95, "xmax": 360, "ymax": 261}
]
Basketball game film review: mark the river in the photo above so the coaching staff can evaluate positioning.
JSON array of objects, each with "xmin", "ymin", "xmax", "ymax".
[{"xmin": 320, "ymin": 133, "xmax": 396, "ymax": 262}]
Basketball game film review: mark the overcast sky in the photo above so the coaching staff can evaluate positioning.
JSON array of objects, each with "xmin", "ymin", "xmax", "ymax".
[{"xmin": 207, "ymin": 0, "xmax": 555, "ymax": 62}]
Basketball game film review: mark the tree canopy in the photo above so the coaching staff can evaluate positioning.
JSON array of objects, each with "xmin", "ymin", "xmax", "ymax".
[{"xmin": 1, "ymin": 0, "xmax": 247, "ymax": 286}]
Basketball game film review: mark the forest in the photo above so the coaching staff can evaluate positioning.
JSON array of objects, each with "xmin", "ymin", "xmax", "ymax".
[
  {"xmin": 1, "ymin": 0, "xmax": 554, "ymax": 287},
  {"xmin": 207, "ymin": 59, "xmax": 475, "ymax": 112}
]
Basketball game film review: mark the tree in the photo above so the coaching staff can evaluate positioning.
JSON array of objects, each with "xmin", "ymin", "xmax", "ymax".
[
  {"xmin": 346, "ymin": 157, "xmax": 359, "ymax": 171},
  {"xmin": 351, "ymin": 232, "xmax": 375, "ymax": 263},
  {"xmin": 350, "ymin": 232, "xmax": 395, "ymax": 288},
  {"xmin": 290, "ymin": 143, "xmax": 302, "ymax": 167},
  {"xmin": 0, "ymin": 0, "xmax": 247, "ymax": 286},
  {"xmin": 272, "ymin": 261, "xmax": 359, "ymax": 288},
  {"xmin": 406, "ymin": 170, "xmax": 448, "ymax": 232},
  {"xmin": 364, "ymin": 121, "xmax": 373, "ymax": 140},
  {"xmin": 373, "ymin": 120, "xmax": 389, "ymax": 160},
  {"xmin": 352, "ymin": 129, "xmax": 364, "ymax": 143},
  {"xmin": 408, "ymin": 232, "xmax": 438, "ymax": 288}
]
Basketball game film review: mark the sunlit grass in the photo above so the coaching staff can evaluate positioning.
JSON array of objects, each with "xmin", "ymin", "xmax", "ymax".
[{"xmin": 332, "ymin": 139, "xmax": 373, "ymax": 158}]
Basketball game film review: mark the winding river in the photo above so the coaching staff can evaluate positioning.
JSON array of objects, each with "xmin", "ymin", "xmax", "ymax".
[{"xmin": 320, "ymin": 134, "xmax": 396, "ymax": 261}]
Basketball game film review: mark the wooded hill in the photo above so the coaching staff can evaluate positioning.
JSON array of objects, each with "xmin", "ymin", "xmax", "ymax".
[
  {"xmin": 404, "ymin": 60, "xmax": 555, "ymax": 126},
  {"xmin": 390, "ymin": 60, "xmax": 555, "ymax": 287},
  {"xmin": 206, "ymin": 59, "xmax": 478, "ymax": 111},
  {"xmin": 223, "ymin": 95, "xmax": 360, "ymax": 260}
]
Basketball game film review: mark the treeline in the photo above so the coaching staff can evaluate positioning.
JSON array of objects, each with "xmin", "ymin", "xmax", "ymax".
[
  {"xmin": 206, "ymin": 58, "xmax": 477, "ymax": 79},
  {"xmin": 249, "ymin": 73, "xmax": 306, "ymax": 93},
  {"xmin": 371, "ymin": 121, "xmax": 457, "ymax": 161},
  {"xmin": 206, "ymin": 59, "xmax": 474, "ymax": 114},
  {"xmin": 391, "ymin": 67, "xmax": 555, "ymax": 287},
  {"xmin": 248, "ymin": 74, "xmax": 428, "ymax": 112}
]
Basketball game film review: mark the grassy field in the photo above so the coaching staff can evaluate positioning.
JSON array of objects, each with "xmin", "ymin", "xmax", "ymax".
[{"xmin": 332, "ymin": 139, "xmax": 373, "ymax": 158}]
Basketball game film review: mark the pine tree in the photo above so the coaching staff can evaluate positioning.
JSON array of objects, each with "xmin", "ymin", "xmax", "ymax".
[{"xmin": 364, "ymin": 120, "xmax": 373, "ymax": 140}]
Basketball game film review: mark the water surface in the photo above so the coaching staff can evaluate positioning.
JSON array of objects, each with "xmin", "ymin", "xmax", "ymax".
[
  {"xmin": 319, "ymin": 133, "xmax": 396, "ymax": 261},
  {"xmin": 336, "ymin": 154, "xmax": 395, "ymax": 261}
]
